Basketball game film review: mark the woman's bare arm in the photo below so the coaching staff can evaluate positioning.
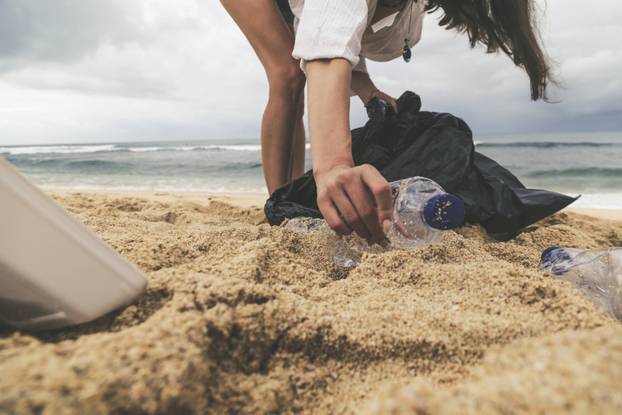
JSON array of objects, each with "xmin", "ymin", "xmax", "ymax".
[
  {"xmin": 306, "ymin": 59, "xmax": 353, "ymax": 176},
  {"xmin": 351, "ymin": 71, "xmax": 398, "ymax": 112},
  {"xmin": 306, "ymin": 58, "xmax": 393, "ymax": 242}
]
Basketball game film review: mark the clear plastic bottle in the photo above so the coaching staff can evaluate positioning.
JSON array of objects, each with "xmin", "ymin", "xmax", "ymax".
[
  {"xmin": 284, "ymin": 177, "xmax": 465, "ymax": 268},
  {"xmin": 386, "ymin": 176, "xmax": 465, "ymax": 249},
  {"xmin": 539, "ymin": 247, "xmax": 622, "ymax": 320}
]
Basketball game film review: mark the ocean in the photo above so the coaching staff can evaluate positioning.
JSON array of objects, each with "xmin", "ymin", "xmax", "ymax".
[{"xmin": 2, "ymin": 131, "xmax": 621, "ymax": 209}]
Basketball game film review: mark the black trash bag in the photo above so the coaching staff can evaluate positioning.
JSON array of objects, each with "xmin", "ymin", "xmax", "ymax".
[{"xmin": 264, "ymin": 91, "xmax": 577, "ymax": 241}]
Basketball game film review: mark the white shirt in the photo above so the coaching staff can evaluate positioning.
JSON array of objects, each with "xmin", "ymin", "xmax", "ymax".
[{"xmin": 288, "ymin": 0, "xmax": 426, "ymax": 73}]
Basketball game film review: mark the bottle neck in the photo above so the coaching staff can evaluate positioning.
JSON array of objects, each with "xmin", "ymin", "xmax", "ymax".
[{"xmin": 422, "ymin": 193, "xmax": 465, "ymax": 230}]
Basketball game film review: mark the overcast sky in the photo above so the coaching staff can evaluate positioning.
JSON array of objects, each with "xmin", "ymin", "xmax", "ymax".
[{"xmin": 0, "ymin": 0, "xmax": 620, "ymax": 145}]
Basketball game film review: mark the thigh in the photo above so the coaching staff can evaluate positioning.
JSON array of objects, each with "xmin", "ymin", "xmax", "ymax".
[{"xmin": 220, "ymin": 0, "xmax": 299, "ymax": 78}]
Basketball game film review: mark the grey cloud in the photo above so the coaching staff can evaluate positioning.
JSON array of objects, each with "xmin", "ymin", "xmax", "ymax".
[
  {"xmin": 0, "ymin": 0, "xmax": 213, "ymax": 99},
  {"xmin": 0, "ymin": 0, "xmax": 206, "ymax": 74},
  {"xmin": 0, "ymin": 0, "xmax": 148, "ymax": 71},
  {"xmin": 0, "ymin": 0, "xmax": 620, "ymax": 145},
  {"xmin": 5, "ymin": 66, "xmax": 180, "ymax": 100}
]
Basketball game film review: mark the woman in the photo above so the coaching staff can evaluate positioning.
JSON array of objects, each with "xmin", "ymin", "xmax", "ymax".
[{"xmin": 220, "ymin": 0, "xmax": 552, "ymax": 243}]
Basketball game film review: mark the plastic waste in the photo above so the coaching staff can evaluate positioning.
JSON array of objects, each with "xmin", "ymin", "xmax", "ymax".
[
  {"xmin": 539, "ymin": 247, "xmax": 622, "ymax": 320},
  {"xmin": 265, "ymin": 91, "xmax": 578, "ymax": 241},
  {"xmin": 284, "ymin": 177, "xmax": 465, "ymax": 268}
]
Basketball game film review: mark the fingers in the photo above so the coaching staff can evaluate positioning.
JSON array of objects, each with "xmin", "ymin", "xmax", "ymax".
[
  {"xmin": 384, "ymin": 94, "xmax": 398, "ymax": 114},
  {"xmin": 318, "ymin": 196, "xmax": 352, "ymax": 236},
  {"xmin": 315, "ymin": 164, "xmax": 393, "ymax": 243},
  {"xmin": 360, "ymin": 165, "xmax": 393, "ymax": 231},
  {"xmin": 332, "ymin": 190, "xmax": 372, "ymax": 241},
  {"xmin": 377, "ymin": 91, "xmax": 398, "ymax": 113},
  {"xmin": 368, "ymin": 89, "xmax": 398, "ymax": 114},
  {"xmin": 318, "ymin": 176, "xmax": 372, "ymax": 240},
  {"xmin": 344, "ymin": 177, "xmax": 385, "ymax": 242},
  {"xmin": 387, "ymin": 97, "xmax": 399, "ymax": 114}
]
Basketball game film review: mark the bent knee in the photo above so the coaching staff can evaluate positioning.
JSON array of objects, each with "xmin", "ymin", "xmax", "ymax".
[{"xmin": 267, "ymin": 64, "xmax": 306, "ymax": 100}]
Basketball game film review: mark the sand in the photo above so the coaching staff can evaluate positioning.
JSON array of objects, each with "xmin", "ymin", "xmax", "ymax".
[
  {"xmin": 568, "ymin": 208, "xmax": 622, "ymax": 221},
  {"xmin": 1, "ymin": 191, "xmax": 621, "ymax": 414}
]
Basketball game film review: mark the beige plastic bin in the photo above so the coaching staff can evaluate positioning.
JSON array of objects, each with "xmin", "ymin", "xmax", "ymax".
[{"xmin": 0, "ymin": 157, "xmax": 146, "ymax": 331}]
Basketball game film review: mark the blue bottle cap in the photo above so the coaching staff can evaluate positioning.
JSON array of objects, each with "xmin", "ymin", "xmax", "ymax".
[
  {"xmin": 422, "ymin": 194, "xmax": 465, "ymax": 230},
  {"xmin": 540, "ymin": 246, "xmax": 561, "ymax": 264},
  {"xmin": 540, "ymin": 247, "xmax": 572, "ymax": 275}
]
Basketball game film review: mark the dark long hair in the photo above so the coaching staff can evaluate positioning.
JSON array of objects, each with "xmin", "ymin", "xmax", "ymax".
[{"xmin": 425, "ymin": 0, "xmax": 552, "ymax": 100}]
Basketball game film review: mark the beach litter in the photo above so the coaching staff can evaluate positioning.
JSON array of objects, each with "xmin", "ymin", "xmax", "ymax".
[
  {"xmin": 284, "ymin": 176, "xmax": 464, "ymax": 268},
  {"xmin": 540, "ymin": 247, "xmax": 622, "ymax": 320}
]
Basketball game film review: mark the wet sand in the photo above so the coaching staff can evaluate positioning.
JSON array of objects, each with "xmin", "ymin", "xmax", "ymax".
[{"xmin": 1, "ymin": 191, "xmax": 621, "ymax": 414}]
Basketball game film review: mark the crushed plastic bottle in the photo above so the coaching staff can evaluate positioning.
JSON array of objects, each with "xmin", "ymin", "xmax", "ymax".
[
  {"xmin": 385, "ymin": 176, "xmax": 465, "ymax": 249},
  {"xmin": 284, "ymin": 177, "xmax": 465, "ymax": 268},
  {"xmin": 539, "ymin": 247, "xmax": 622, "ymax": 320}
]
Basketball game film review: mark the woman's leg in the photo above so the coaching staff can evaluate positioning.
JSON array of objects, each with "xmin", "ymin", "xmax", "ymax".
[
  {"xmin": 220, "ymin": 0, "xmax": 306, "ymax": 194},
  {"xmin": 291, "ymin": 94, "xmax": 306, "ymax": 178}
]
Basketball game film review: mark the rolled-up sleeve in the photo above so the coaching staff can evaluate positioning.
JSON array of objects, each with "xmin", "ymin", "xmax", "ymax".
[
  {"xmin": 292, "ymin": 0, "xmax": 369, "ymax": 71},
  {"xmin": 352, "ymin": 56, "xmax": 367, "ymax": 73}
]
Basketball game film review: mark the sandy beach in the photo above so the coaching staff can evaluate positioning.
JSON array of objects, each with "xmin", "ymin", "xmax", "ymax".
[{"xmin": 1, "ymin": 191, "xmax": 621, "ymax": 414}]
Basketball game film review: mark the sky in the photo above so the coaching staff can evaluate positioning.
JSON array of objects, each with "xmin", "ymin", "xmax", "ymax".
[{"xmin": 0, "ymin": 0, "xmax": 620, "ymax": 145}]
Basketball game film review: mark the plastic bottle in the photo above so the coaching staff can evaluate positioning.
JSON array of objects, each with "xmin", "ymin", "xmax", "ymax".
[
  {"xmin": 284, "ymin": 177, "xmax": 465, "ymax": 268},
  {"xmin": 539, "ymin": 247, "xmax": 622, "ymax": 320}
]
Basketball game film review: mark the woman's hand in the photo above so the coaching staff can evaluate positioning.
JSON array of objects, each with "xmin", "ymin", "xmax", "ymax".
[
  {"xmin": 315, "ymin": 164, "xmax": 393, "ymax": 243},
  {"xmin": 351, "ymin": 70, "xmax": 399, "ymax": 113},
  {"xmin": 365, "ymin": 89, "xmax": 398, "ymax": 114}
]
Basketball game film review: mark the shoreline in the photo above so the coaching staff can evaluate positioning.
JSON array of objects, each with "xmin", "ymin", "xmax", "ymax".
[{"xmin": 566, "ymin": 207, "xmax": 622, "ymax": 221}]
